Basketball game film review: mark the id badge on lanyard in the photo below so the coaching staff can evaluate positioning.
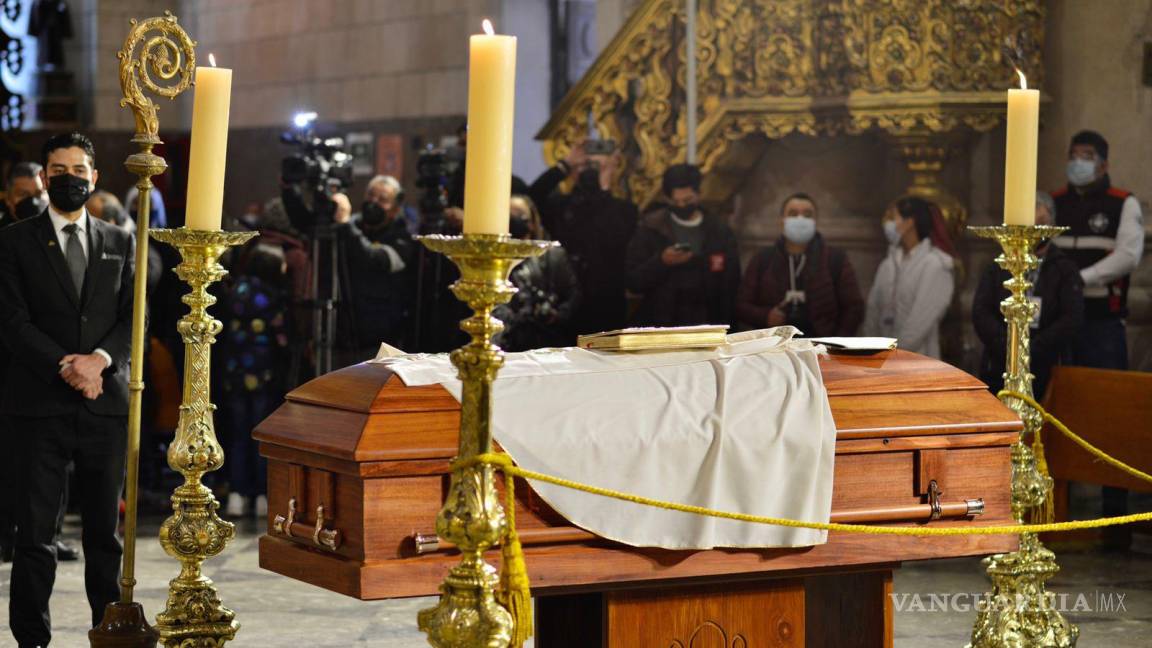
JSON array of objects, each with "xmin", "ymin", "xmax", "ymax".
[
  {"xmin": 1028, "ymin": 296, "xmax": 1042, "ymax": 328},
  {"xmin": 1025, "ymin": 269, "xmax": 1041, "ymax": 328}
]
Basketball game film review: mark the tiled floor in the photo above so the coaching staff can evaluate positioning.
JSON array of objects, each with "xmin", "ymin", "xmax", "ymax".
[{"xmin": 2, "ymin": 518, "xmax": 1150, "ymax": 646}]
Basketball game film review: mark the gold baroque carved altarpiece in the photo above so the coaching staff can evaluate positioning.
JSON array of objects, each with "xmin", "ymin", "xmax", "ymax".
[{"xmin": 536, "ymin": 0, "xmax": 1045, "ymax": 232}]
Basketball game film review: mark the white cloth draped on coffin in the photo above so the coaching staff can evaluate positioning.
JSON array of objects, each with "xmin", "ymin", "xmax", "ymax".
[{"xmin": 372, "ymin": 328, "xmax": 836, "ymax": 550}]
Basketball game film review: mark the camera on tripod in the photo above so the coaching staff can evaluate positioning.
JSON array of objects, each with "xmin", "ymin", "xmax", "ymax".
[
  {"xmin": 414, "ymin": 144, "xmax": 463, "ymax": 232},
  {"xmin": 277, "ymin": 112, "xmax": 357, "ymax": 378},
  {"xmin": 280, "ymin": 111, "xmax": 354, "ymax": 228}
]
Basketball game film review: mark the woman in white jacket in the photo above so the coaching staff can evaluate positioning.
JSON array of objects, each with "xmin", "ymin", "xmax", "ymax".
[{"xmin": 863, "ymin": 197, "xmax": 955, "ymax": 358}]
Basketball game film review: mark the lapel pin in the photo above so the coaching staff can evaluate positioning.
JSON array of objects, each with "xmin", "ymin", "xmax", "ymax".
[{"xmin": 48, "ymin": 240, "xmax": 56, "ymax": 247}]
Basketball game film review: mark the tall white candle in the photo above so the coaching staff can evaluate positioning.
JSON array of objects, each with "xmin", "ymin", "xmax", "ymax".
[
  {"xmin": 185, "ymin": 54, "xmax": 232, "ymax": 231},
  {"xmin": 1003, "ymin": 70, "xmax": 1039, "ymax": 226},
  {"xmin": 462, "ymin": 20, "xmax": 517, "ymax": 235}
]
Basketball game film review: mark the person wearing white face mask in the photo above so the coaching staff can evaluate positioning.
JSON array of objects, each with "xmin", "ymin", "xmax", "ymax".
[
  {"xmin": 1050, "ymin": 130, "xmax": 1144, "ymax": 551},
  {"xmin": 1050, "ymin": 130, "xmax": 1144, "ymax": 371},
  {"xmin": 862, "ymin": 196, "xmax": 956, "ymax": 358},
  {"xmin": 736, "ymin": 192, "xmax": 864, "ymax": 336}
]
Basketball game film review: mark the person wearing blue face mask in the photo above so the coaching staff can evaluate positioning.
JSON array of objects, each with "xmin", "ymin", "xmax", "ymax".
[
  {"xmin": 1050, "ymin": 130, "xmax": 1144, "ymax": 371},
  {"xmin": 736, "ymin": 192, "xmax": 864, "ymax": 336},
  {"xmin": 862, "ymin": 196, "xmax": 956, "ymax": 358},
  {"xmin": 1051, "ymin": 130, "xmax": 1145, "ymax": 552}
]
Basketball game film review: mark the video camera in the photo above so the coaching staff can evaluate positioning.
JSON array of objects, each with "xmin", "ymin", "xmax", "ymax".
[
  {"xmin": 280, "ymin": 112, "xmax": 355, "ymax": 233},
  {"xmin": 281, "ymin": 116, "xmax": 353, "ymax": 192},
  {"xmin": 414, "ymin": 144, "xmax": 463, "ymax": 232}
]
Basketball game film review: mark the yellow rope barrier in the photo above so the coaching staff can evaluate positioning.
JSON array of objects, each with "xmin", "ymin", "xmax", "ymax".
[
  {"xmin": 457, "ymin": 394, "xmax": 1152, "ymax": 538},
  {"xmin": 999, "ymin": 390, "xmax": 1152, "ymax": 486},
  {"xmin": 460, "ymin": 454, "xmax": 1152, "ymax": 536}
]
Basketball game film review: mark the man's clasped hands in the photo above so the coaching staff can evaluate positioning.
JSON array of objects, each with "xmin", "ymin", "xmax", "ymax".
[{"xmin": 59, "ymin": 353, "xmax": 107, "ymax": 400}]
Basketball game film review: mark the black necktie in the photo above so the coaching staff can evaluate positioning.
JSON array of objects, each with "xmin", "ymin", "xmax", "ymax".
[{"xmin": 62, "ymin": 223, "xmax": 86, "ymax": 296}]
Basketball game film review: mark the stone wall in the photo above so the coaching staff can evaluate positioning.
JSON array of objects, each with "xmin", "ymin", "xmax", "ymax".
[
  {"xmin": 30, "ymin": 0, "xmax": 520, "ymax": 222},
  {"xmin": 180, "ymin": 0, "xmax": 498, "ymax": 131}
]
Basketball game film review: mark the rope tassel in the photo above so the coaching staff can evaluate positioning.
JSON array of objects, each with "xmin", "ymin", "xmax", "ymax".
[
  {"xmin": 1029, "ymin": 424, "xmax": 1056, "ymax": 525},
  {"xmin": 499, "ymin": 470, "xmax": 533, "ymax": 647}
]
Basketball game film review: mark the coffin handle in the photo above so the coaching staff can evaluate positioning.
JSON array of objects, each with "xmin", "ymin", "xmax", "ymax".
[
  {"xmin": 313, "ymin": 504, "xmax": 342, "ymax": 551},
  {"xmin": 273, "ymin": 497, "xmax": 297, "ymax": 537}
]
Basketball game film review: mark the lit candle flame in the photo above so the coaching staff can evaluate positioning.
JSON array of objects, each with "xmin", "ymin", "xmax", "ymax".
[
  {"xmin": 482, "ymin": 19, "xmax": 494, "ymax": 36},
  {"xmin": 209, "ymin": 53, "xmax": 217, "ymax": 68},
  {"xmin": 1016, "ymin": 68, "xmax": 1026, "ymax": 90}
]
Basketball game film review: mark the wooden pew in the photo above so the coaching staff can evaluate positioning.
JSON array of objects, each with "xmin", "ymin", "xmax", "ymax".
[{"xmin": 1040, "ymin": 366, "xmax": 1152, "ymax": 529}]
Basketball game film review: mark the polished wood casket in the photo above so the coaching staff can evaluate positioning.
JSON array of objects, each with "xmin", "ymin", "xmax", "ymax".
[{"xmin": 255, "ymin": 350, "xmax": 1020, "ymax": 647}]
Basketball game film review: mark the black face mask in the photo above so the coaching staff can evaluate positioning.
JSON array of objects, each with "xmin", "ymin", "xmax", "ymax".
[
  {"xmin": 670, "ymin": 203, "xmax": 699, "ymax": 220},
  {"xmin": 576, "ymin": 167, "xmax": 602, "ymax": 194},
  {"xmin": 361, "ymin": 201, "xmax": 389, "ymax": 227},
  {"xmin": 509, "ymin": 216, "xmax": 531, "ymax": 239},
  {"xmin": 47, "ymin": 173, "xmax": 92, "ymax": 213},
  {"xmin": 14, "ymin": 195, "xmax": 47, "ymax": 221}
]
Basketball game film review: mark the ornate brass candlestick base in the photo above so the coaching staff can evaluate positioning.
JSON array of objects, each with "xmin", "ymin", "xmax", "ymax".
[
  {"xmin": 967, "ymin": 224, "xmax": 1078, "ymax": 648},
  {"xmin": 415, "ymin": 234, "xmax": 554, "ymax": 648},
  {"xmin": 149, "ymin": 228, "xmax": 256, "ymax": 648}
]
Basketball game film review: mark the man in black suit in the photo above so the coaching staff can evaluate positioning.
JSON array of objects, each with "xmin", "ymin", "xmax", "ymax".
[
  {"xmin": 0, "ymin": 133, "xmax": 134, "ymax": 647},
  {"xmin": 2, "ymin": 160, "xmax": 80, "ymax": 566}
]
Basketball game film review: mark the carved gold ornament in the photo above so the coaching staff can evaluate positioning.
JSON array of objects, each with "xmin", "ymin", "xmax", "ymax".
[
  {"xmin": 415, "ymin": 235, "xmax": 556, "ymax": 648},
  {"xmin": 118, "ymin": 11, "xmax": 196, "ymax": 145},
  {"xmin": 150, "ymin": 228, "xmax": 258, "ymax": 648},
  {"xmin": 538, "ymin": 0, "xmax": 1044, "ymax": 211}
]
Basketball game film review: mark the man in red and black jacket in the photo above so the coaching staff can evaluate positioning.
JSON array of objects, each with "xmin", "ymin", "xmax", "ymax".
[
  {"xmin": 626, "ymin": 164, "xmax": 741, "ymax": 328},
  {"xmin": 1051, "ymin": 129, "xmax": 1145, "ymax": 551},
  {"xmin": 1051, "ymin": 130, "xmax": 1144, "ymax": 370},
  {"xmin": 736, "ymin": 192, "xmax": 864, "ymax": 336}
]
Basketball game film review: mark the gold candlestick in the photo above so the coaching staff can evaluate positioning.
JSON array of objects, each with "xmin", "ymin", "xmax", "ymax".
[
  {"xmin": 149, "ymin": 227, "xmax": 256, "ymax": 647},
  {"xmin": 90, "ymin": 12, "xmax": 195, "ymax": 648},
  {"xmin": 415, "ymin": 234, "xmax": 555, "ymax": 648},
  {"xmin": 967, "ymin": 224, "xmax": 1078, "ymax": 648}
]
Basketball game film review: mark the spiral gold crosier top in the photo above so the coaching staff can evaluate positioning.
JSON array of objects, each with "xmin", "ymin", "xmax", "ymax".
[{"xmin": 118, "ymin": 11, "xmax": 196, "ymax": 145}]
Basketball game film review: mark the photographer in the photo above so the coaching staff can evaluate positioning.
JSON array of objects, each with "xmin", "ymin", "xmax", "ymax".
[
  {"xmin": 494, "ymin": 195, "xmax": 580, "ymax": 351},
  {"xmin": 277, "ymin": 116, "xmax": 360, "ymax": 375},
  {"xmin": 335, "ymin": 178, "xmax": 416, "ymax": 363},
  {"xmin": 371, "ymin": 175, "xmax": 421, "ymax": 236},
  {"xmin": 529, "ymin": 139, "xmax": 637, "ymax": 335}
]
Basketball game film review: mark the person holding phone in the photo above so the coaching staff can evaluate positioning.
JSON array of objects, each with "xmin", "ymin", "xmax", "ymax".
[{"xmin": 626, "ymin": 163, "xmax": 741, "ymax": 327}]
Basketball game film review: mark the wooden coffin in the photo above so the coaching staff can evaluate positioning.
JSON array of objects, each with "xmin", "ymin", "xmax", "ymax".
[{"xmin": 255, "ymin": 350, "xmax": 1020, "ymax": 646}]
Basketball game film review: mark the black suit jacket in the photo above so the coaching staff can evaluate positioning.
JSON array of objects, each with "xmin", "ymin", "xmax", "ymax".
[{"xmin": 0, "ymin": 211, "xmax": 134, "ymax": 417}]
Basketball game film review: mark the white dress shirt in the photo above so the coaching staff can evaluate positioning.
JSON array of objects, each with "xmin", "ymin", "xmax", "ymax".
[
  {"xmin": 48, "ymin": 205, "xmax": 91, "ymax": 257},
  {"xmin": 47, "ymin": 206, "xmax": 112, "ymax": 369}
]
